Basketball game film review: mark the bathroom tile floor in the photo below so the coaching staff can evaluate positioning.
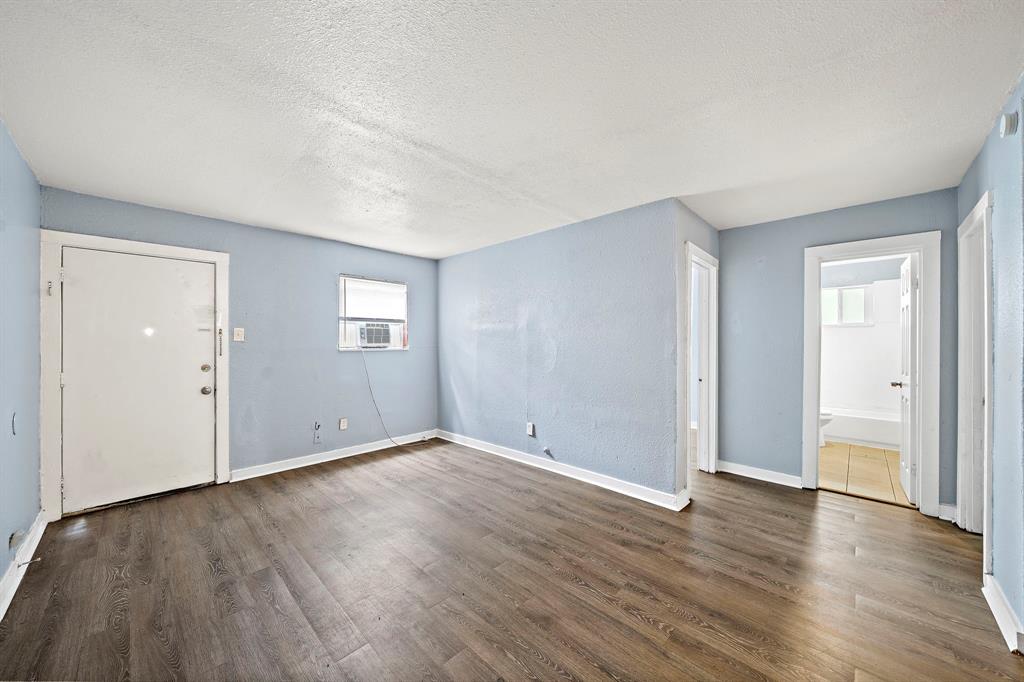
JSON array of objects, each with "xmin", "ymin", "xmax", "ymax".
[{"xmin": 819, "ymin": 441, "xmax": 913, "ymax": 507}]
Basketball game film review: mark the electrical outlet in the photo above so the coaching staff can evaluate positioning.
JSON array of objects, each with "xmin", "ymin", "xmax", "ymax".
[
  {"xmin": 233, "ymin": 327, "xmax": 246, "ymax": 342},
  {"xmin": 526, "ymin": 421, "xmax": 536, "ymax": 437},
  {"xmin": 339, "ymin": 418, "xmax": 348, "ymax": 431},
  {"xmin": 313, "ymin": 421, "xmax": 321, "ymax": 444}
]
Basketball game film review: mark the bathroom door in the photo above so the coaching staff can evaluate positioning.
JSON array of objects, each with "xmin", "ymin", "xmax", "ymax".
[{"xmin": 897, "ymin": 256, "xmax": 918, "ymax": 504}]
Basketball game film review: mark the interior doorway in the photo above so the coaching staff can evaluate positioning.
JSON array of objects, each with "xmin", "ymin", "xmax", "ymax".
[
  {"xmin": 802, "ymin": 232, "xmax": 942, "ymax": 517},
  {"xmin": 681, "ymin": 242, "xmax": 718, "ymax": 479},
  {"xmin": 816, "ymin": 254, "xmax": 913, "ymax": 506}
]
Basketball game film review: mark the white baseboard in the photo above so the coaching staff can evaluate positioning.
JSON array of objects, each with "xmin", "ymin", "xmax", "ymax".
[
  {"xmin": 0, "ymin": 510, "xmax": 48, "ymax": 624},
  {"xmin": 436, "ymin": 431, "xmax": 689, "ymax": 512},
  {"xmin": 230, "ymin": 429, "xmax": 439, "ymax": 482},
  {"xmin": 716, "ymin": 460, "xmax": 803, "ymax": 489},
  {"xmin": 982, "ymin": 574, "xmax": 1024, "ymax": 652},
  {"xmin": 937, "ymin": 503, "xmax": 957, "ymax": 522}
]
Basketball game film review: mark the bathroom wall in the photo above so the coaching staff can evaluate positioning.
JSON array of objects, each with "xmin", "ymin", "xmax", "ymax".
[
  {"xmin": 820, "ymin": 258, "xmax": 902, "ymax": 288},
  {"xmin": 820, "ymin": 277, "xmax": 901, "ymax": 447}
]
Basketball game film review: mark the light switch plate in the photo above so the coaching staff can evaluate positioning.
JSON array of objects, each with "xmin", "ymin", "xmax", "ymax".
[
  {"xmin": 526, "ymin": 421, "xmax": 536, "ymax": 437},
  {"xmin": 339, "ymin": 418, "xmax": 348, "ymax": 431},
  {"xmin": 232, "ymin": 327, "xmax": 245, "ymax": 342}
]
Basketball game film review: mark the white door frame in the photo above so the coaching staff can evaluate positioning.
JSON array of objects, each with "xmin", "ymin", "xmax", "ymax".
[
  {"xmin": 956, "ymin": 193, "xmax": 993, "ymax": 558},
  {"xmin": 680, "ymin": 242, "xmax": 719, "ymax": 481},
  {"xmin": 802, "ymin": 231, "xmax": 941, "ymax": 517},
  {"xmin": 39, "ymin": 230, "xmax": 230, "ymax": 521}
]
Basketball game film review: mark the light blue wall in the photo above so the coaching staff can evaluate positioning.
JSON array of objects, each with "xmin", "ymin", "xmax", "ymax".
[
  {"xmin": 0, "ymin": 121, "xmax": 41, "ymax": 571},
  {"xmin": 718, "ymin": 189, "xmax": 959, "ymax": 498},
  {"xmin": 957, "ymin": 78, "xmax": 1024, "ymax": 621},
  {"xmin": 820, "ymin": 257, "xmax": 903, "ymax": 288},
  {"xmin": 438, "ymin": 198, "xmax": 717, "ymax": 494},
  {"xmin": 41, "ymin": 188, "xmax": 438, "ymax": 471}
]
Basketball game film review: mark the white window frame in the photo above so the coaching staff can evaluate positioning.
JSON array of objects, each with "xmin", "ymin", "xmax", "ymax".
[
  {"xmin": 821, "ymin": 284, "xmax": 873, "ymax": 327},
  {"xmin": 338, "ymin": 274, "xmax": 409, "ymax": 351}
]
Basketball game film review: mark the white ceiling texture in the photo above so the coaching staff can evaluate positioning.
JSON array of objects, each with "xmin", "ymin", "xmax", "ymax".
[{"xmin": 2, "ymin": 1, "xmax": 1023, "ymax": 258}]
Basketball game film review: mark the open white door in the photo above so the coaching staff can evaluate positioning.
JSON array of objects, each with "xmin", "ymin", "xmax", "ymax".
[
  {"xmin": 682, "ymin": 242, "xmax": 718, "ymax": 479},
  {"xmin": 694, "ymin": 263, "xmax": 716, "ymax": 473},
  {"xmin": 896, "ymin": 255, "xmax": 918, "ymax": 505}
]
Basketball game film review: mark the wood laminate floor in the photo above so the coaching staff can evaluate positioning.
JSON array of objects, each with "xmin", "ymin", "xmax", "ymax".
[{"xmin": 1, "ymin": 439, "xmax": 1020, "ymax": 681}]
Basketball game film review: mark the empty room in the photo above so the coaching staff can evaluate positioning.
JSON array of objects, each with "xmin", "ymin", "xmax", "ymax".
[{"xmin": 2, "ymin": 1, "xmax": 1024, "ymax": 680}]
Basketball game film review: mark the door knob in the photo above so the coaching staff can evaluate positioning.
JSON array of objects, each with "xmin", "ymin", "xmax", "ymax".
[
  {"xmin": 201, "ymin": 386, "xmax": 213, "ymax": 395},
  {"xmin": 890, "ymin": 381, "xmax": 904, "ymax": 388}
]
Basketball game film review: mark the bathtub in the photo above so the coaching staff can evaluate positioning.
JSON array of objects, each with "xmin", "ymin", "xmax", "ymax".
[{"xmin": 820, "ymin": 407, "xmax": 900, "ymax": 450}]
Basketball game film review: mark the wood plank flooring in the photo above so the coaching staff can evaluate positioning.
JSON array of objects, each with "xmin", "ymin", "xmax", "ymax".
[
  {"xmin": 819, "ymin": 442, "xmax": 913, "ymax": 507},
  {"xmin": 1, "ymin": 439, "xmax": 1020, "ymax": 680}
]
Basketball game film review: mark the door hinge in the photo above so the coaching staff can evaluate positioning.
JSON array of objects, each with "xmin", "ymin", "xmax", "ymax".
[
  {"xmin": 60, "ymin": 476, "xmax": 65, "ymax": 500},
  {"xmin": 59, "ymin": 372, "xmax": 65, "ymax": 389},
  {"xmin": 58, "ymin": 267, "xmax": 64, "ymax": 283}
]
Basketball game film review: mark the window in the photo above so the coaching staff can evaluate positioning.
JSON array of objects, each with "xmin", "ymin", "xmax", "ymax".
[
  {"xmin": 821, "ymin": 288, "xmax": 840, "ymax": 325},
  {"xmin": 339, "ymin": 276, "xmax": 408, "ymax": 350},
  {"xmin": 821, "ymin": 286, "xmax": 871, "ymax": 326}
]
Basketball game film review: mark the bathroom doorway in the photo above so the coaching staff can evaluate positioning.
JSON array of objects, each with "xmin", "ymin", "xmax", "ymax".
[
  {"xmin": 802, "ymin": 232, "xmax": 942, "ymax": 517},
  {"xmin": 817, "ymin": 254, "xmax": 912, "ymax": 506}
]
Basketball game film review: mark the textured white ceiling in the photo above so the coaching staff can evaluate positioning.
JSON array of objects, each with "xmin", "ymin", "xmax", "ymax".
[{"xmin": 2, "ymin": 1, "xmax": 1023, "ymax": 258}]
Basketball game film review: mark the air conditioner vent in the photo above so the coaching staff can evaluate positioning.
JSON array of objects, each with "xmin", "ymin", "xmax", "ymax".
[{"xmin": 360, "ymin": 322, "xmax": 391, "ymax": 347}]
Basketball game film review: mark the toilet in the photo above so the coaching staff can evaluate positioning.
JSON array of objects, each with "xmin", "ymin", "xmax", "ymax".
[{"xmin": 819, "ymin": 412, "xmax": 833, "ymax": 447}]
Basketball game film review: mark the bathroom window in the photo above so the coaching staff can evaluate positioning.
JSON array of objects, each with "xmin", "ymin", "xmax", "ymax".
[
  {"xmin": 339, "ymin": 275, "xmax": 408, "ymax": 350},
  {"xmin": 821, "ymin": 286, "xmax": 871, "ymax": 326}
]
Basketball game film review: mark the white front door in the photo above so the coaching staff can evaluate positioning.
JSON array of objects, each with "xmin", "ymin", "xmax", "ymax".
[
  {"xmin": 62, "ymin": 247, "xmax": 217, "ymax": 513},
  {"xmin": 897, "ymin": 255, "xmax": 918, "ymax": 504}
]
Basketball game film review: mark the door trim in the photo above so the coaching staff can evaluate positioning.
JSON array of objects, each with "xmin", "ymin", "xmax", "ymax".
[
  {"xmin": 39, "ymin": 230, "xmax": 230, "ymax": 521},
  {"xmin": 801, "ymin": 231, "xmax": 941, "ymax": 517},
  {"xmin": 956, "ymin": 192, "xmax": 993, "ymax": 557}
]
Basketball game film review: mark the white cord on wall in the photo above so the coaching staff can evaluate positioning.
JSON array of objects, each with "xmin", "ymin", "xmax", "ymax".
[{"xmin": 357, "ymin": 344, "xmax": 403, "ymax": 448}]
